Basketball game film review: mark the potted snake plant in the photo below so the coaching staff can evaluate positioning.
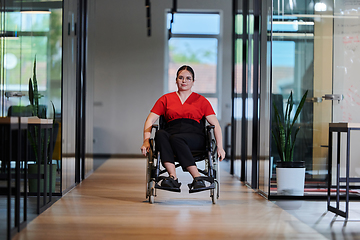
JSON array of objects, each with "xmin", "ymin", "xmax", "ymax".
[
  {"xmin": 272, "ymin": 90, "xmax": 308, "ymax": 196},
  {"xmin": 27, "ymin": 56, "xmax": 57, "ymax": 193}
]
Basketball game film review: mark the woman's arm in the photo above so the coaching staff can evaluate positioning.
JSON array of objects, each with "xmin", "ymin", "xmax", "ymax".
[
  {"xmin": 205, "ymin": 114, "xmax": 226, "ymax": 161},
  {"xmin": 140, "ymin": 112, "xmax": 160, "ymax": 156}
]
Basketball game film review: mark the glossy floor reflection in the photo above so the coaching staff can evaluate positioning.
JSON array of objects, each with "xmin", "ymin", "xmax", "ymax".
[
  {"xmin": 12, "ymin": 159, "xmax": 329, "ymax": 240},
  {"xmin": 274, "ymin": 200, "xmax": 360, "ymax": 240}
]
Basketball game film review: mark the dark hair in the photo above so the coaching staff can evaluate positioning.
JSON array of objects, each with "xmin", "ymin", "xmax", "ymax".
[{"xmin": 176, "ymin": 65, "xmax": 195, "ymax": 81}]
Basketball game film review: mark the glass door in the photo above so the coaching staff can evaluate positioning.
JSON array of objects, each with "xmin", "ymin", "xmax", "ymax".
[
  {"xmin": 311, "ymin": 1, "xmax": 333, "ymax": 189},
  {"xmin": 270, "ymin": 0, "xmax": 360, "ymax": 196},
  {"xmin": 270, "ymin": 1, "xmax": 316, "ymax": 195}
]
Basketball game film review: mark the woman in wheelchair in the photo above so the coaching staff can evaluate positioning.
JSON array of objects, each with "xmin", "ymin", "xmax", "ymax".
[{"xmin": 140, "ymin": 65, "xmax": 225, "ymax": 192}]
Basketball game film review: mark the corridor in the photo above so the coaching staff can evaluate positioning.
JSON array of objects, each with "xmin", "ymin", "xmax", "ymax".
[{"xmin": 13, "ymin": 159, "xmax": 326, "ymax": 240}]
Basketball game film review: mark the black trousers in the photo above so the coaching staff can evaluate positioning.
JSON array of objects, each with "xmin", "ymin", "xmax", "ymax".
[{"xmin": 155, "ymin": 119, "xmax": 205, "ymax": 170}]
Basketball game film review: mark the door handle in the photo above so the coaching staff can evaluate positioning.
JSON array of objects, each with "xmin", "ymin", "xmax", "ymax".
[
  {"xmin": 322, "ymin": 94, "xmax": 344, "ymax": 102},
  {"xmin": 5, "ymin": 91, "xmax": 25, "ymax": 98},
  {"xmin": 307, "ymin": 97, "xmax": 323, "ymax": 103}
]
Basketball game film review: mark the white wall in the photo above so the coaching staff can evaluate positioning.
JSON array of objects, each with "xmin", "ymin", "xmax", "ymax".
[{"xmin": 90, "ymin": 0, "xmax": 232, "ymax": 155}]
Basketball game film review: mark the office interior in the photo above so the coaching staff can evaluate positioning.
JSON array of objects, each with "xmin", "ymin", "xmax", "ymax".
[{"xmin": 1, "ymin": 0, "xmax": 360, "ymax": 239}]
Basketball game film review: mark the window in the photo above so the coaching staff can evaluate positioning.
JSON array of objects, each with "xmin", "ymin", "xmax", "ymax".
[{"xmin": 166, "ymin": 12, "xmax": 220, "ymax": 116}]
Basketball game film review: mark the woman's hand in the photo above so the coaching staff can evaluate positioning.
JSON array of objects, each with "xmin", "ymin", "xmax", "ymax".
[
  {"xmin": 205, "ymin": 115, "xmax": 226, "ymax": 161},
  {"xmin": 141, "ymin": 112, "xmax": 160, "ymax": 157},
  {"xmin": 140, "ymin": 140, "xmax": 150, "ymax": 156},
  {"xmin": 217, "ymin": 147, "xmax": 226, "ymax": 161}
]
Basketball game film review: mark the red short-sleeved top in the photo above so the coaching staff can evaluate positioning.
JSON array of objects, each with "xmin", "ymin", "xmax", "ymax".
[{"xmin": 151, "ymin": 92, "xmax": 215, "ymax": 123}]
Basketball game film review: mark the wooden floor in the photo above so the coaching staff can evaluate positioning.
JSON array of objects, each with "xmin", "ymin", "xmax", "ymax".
[{"xmin": 13, "ymin": 159, "xmax": 326, "ymax": 240}]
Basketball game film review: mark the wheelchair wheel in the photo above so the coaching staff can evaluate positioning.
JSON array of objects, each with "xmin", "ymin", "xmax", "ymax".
[
  {"xmin": 211, "ymin": 181, "xmax": 218, "ymax": 204},
  {"xmin": 148, "ymin": 180, "xmax": 155, "ymax": 204},
  {"xmin": 146, "ymin": 139, "xmax": 155, "ymax": 203},
  {"xmin": 214, "ymin": 155, "xmax": 220, "ymax": 188},
  {"xmin": 210, "ymin": 156, "xmax": 220, "ymax": 204}
]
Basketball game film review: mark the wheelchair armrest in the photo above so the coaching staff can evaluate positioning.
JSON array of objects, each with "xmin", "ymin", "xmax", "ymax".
[
  {"xmin": 205, "ymin": 124, "xmax": 217, "ymax": 154},
  {"xmin": 151, "ymin": 124, "xmax": 158, "ymax": 133},
  {"xmin": 206, "ymin": 124, "xmax": 215, "ymax": 131},
  {"xmin": 206, "ymin": 125, "xmax": 215, "ymax": 138}
]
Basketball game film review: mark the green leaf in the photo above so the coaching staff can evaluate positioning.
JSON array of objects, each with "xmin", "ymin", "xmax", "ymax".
[
  {"xmin": 29, "ymin": 78, "xmax": 34, "ymax": 106},
  {"xmin": 290, "ymin": 127, "xmax": 301, "ymax": 154},
  {"xmin": 272, "ymin": 130, "xmax": 284, "ymax": 162},
  {"xmin": 291, "ymin": 90, "xmax": 308, "ymax": 128}
]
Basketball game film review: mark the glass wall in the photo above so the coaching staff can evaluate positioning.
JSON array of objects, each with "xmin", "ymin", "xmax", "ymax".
[
  {"xmin": 233, "ymin": 0, "xmax": 264, "ymax": 188},
  {"xmin": 258, "ymin": 0, "xmax": 272, "ymax": 197},
  {"xmin": 2, "ymin": 0, "xmax": 62, "ymax": 190},
  {"xmin": 270, "ymin": 1, "xmax": 315, "ymax": 196},
  {"xmin": 1, "ymin": 1, "xmax": 62, "ymax": 118},
  {"xmin": 0, "ymin": 2, "xmax": 63, "ymax": 183},
  {"xmin": 245, "ymin": 11, "xmax": 254, "ymax": 186},
  {"xmin": 0, "ymin": 1, "xmax": 63, "ymax": 238},
  {"xmin": 233, "ymin": 9, "xmax": 243, "ymax": 180},
  {"xmin": 332, "ymin": 1, "xmax": 360, "ymax": 188},
  {"xmin": 233, "ymin": 0, "xmax": 360, "ymax": 198},
  {"xmin": 268, "ymin": 0, "xmax": 360, "ymax": 197}
]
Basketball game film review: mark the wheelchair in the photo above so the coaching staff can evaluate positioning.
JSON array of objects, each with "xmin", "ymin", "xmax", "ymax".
[{"xmin": 146, "ymin": 116, "xmax": 220, "ymax": 204}]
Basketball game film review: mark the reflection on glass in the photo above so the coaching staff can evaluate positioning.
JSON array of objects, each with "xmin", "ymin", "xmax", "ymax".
[
  {"xmin": 6, "ymin": 12, "xmax": 50, "ymax": 31},
  {"xmin": 235, "ymin": 14, "xmax": 243, "ymax": 34},
  {"xmin": 271, "ymin": 1, "xmax": 321, "ymax": 196},
  {"xmin": 0, "ymin": 1, "xmax": 63, "ymax": 236},
  {"xmin": 234, "ymin": 23, "xmax": 243, "ymax": 178},
  {"xmin": 0, "ymin": 3, "xmax": 62, "ymax": 194},
  {"xmin": 1, "ymin": 9, "xmax": 62, "ymax": 117}
]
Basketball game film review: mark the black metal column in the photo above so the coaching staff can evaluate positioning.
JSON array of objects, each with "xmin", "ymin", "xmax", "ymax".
[
  {"xmin": 230, "ymin": 0, "xmax": 237, "ymax": 175},
  {"xmin": 75, "ymin": 0, "xmax": 87, "ymax": 183},
  {"xmin": 7, "ymin": 123, "xmax": 12, "ymax": 240},
  {"xmin": 327, "ymin": 129, "xmax": 332, "ymax": 208},
  {"xmin": 0, "ymin": 0, "xmax": 5, "ymax": 117},
  {"xmin": 251, "ymin": 0, "xmax": 261, "ymax": 189},
  {"xmin": 241, "ymin": 0, "xmax": 248, "ymax": 182},
  {"xmin": 15, "ymin": 119, "xmax": 21, "ymax": 231},
  {"xmin": 22, "ymin": 119, "xmax": 28, "ymax": 229}
]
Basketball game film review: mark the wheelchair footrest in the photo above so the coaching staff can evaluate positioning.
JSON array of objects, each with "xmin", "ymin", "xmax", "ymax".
[
  {"xmin": 155, "ymin": 182, "xmax": 181, "ymax": 192},
  {"xmin": 188, "ymin": 183, "xmax": 215, "ymax": 193}
]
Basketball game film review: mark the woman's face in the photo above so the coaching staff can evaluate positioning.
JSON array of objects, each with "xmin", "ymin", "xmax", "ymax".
[{"xmin": 176, "ymin": 70, "xmax": 194, "ymax": 92}]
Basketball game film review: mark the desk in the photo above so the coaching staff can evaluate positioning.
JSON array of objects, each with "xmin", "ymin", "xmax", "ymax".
[
  {"xmin": 327, "ymin": 122, "xmax": 360, "ymax": 219},
  {"xmin": 0, "ymin": 117, "xmax": 27, "ymax": 240},
  {"xmin": 1, "ymin": 116, "xmax": 54, "ymax": 240}
]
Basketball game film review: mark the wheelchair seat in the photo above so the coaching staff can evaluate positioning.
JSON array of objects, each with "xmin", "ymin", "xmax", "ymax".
[{"xmin": 146, "ymin": 116, "xmax": 220, "ymax": 204}]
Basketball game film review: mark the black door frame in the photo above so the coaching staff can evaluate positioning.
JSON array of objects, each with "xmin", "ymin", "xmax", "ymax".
[
  {"xmin": 75, "ymin": 0, "xmax": 87, "ymax": 183},
  {"xmin": 231, "ymin": 0, "xmax": 261, "ymax": 189}
]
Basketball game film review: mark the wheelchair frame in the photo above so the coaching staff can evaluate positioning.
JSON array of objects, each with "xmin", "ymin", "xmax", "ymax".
[{"xmin": 146, "ymin": 117, "xmax": 220, "ymax": 204}]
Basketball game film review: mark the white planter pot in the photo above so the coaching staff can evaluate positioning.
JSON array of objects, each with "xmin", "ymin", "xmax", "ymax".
[{"xmin": 276, "ymin": 167, "xmax": 305, "ymax": 196}]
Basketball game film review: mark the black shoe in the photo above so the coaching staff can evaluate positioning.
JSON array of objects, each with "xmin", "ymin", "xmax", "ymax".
[
  {"xmin": 192, "ymin": 177, "xmax": 206, "ymax": 189},
  {"xmin": 161, "ymin": 176, "xmax": 181, "ymax": 189}
]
